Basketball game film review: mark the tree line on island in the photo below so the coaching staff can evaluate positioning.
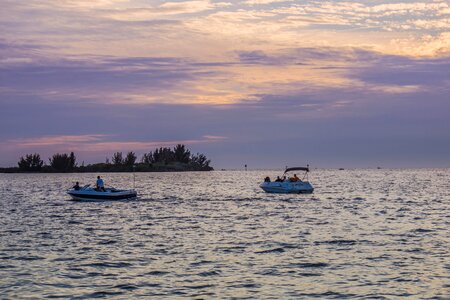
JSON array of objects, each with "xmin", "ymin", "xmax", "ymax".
[{"xmin": 3, "ymin": 144, "xmax": 212, "ymax": 172}]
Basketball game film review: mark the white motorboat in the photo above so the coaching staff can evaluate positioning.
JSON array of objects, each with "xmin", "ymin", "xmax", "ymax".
[
  {"xmin": 260, "ymin": 166, "xmax": 314, "ymax": 194},
  {"xmin": 67, "ymin": 184, "xmax": 137, "ymax": 201}
]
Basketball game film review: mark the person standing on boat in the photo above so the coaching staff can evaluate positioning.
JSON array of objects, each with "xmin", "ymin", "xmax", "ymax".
[{"xmin": 96, "ymin": 176, "xmax": 106, "ymax": 192}]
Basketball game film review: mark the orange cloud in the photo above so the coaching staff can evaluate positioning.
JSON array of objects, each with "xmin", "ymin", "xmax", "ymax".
[
  {"xmin": 9, "ymin": 134, "xmax": 108, "ymax": 147},
  {"xmin": 1, "ymin": 134, "xmax": 227, "ymax": 153}
]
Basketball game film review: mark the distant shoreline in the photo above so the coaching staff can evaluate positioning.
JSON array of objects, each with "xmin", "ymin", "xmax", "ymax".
[
  {"xmin": 0, "ymin": 169, "xmax": 213, "ymax": 173},
  {"xmin": 8, "ymin": 145, "xmax": 213, "ymax": 173},
  {"xmin": 0, "ymin": 163, "xmax": 213, "ymax": 173}
]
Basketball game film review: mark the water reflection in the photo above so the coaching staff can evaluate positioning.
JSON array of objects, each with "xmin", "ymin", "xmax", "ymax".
[{"xmin": 0, "ymin": 169, "xmax": 449, "ymax": 298}]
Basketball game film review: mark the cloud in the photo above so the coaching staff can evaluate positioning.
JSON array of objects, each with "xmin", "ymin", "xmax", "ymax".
[
  {"xmin": 1, "ymin": 1, "xmax": 450, "ymax": 167},
  {"xmin": 102, "ymin": 1, "xmax": 228, "ymax": 21},
  {"xmin": 388, "ymin": 32, "xmax": 450, "ymax": 57},
  {"xmin": 347, "ymin": 53, "xmax": 450, "ymax": 88},
  {"xmin": 0, "ymin": 45, "xmax": 356, "ymax": 107},
  {"xmin": 0, "ymin": 54, "xmax": 218, "ymax": 104},
  {"xmin": 1, "ymin": 63, "xmax": 449, "ymax": 168},
  {"xmin": 2, "ymin": 0, "xmax": 450, "ymax": 59},
  {"xmin": 8, "ymin": 134, "xmax": 108, "ymax": 147},
  {"xmin": 2, "ymin": 43, "xmax": 447, "ymax": 114},
  {"xmin": 1, "ymin": 134, "xmax": 227, "ymax": 156},
  {"xmin": 245, "ymin": 0, "xmax": 293, "ymax": 5},
  {"xmin": 53, "ymin": 0, "xmax": 129, "ymax": 9}
]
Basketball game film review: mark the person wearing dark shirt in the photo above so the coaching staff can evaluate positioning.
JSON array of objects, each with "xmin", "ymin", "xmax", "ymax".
[{"xmin": 73, "ymin": 182, "xmax": 81, "ymax": 190}]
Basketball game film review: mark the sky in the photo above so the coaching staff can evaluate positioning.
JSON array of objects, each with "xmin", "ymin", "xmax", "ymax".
[{"xmin": 0, "ymin": 0, "xmax": 449, "ymax": 168}]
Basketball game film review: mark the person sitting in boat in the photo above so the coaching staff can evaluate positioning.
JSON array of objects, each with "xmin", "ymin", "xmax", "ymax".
[
  {"xmin": 96, "ymin": 176, "xmax": 106, "ymax": 192},
  {"xmin": 73, "ymin": 182, "xmax": 81, "ymax": 190},
  {"xmin": 282, "ymin": 176, "xmax": 287, "ymax": 182},
  {"xmin": 264, "ymin": 176, "xmax": 271, "ymax": 182},
  {"xmin": 289, "ymin": 174, "xmax": 301, "ymax": 182},
  {"xmin": 275, "ymin": 176, "xmax": 283, "ymax": 182}
]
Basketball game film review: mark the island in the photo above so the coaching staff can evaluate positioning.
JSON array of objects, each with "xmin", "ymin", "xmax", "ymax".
[{"xmin": 0, "ymin": 144, "xmax": 213, "ymax": 173}]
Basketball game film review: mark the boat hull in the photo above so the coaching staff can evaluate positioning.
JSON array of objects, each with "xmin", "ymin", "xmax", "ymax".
[
  {"xmin": 260, "ymin": 181, "xmax": 314, "ymax": 194},
  {"xmin": 67, "ymin": 189, "xmax": 137, "ymax": 201}
]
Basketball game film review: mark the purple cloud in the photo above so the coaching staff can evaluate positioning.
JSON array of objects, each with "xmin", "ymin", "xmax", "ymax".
[{"xmin": 1, "ymin": 44, "xmax": 450, "ymax": 168}]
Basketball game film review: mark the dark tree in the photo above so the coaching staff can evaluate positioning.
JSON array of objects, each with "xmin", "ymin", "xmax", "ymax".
[
  {"xmin": 152, "ymin": 147, "xmax": 174, "ymax": 163},
  {"xmin": 141, "ymin": 151, "xmax": 154, "ymax": 164},
  {"xmin": 18, "ymin": 153, "xmax": 44, "ymax": 171},
  {"xmin": 174, "ymin": 144, "xmax": 190, "ymax": 163},
  {"xmin": 69, "ymin": 152, "xmax": 77, "ymax": 169},
  {"xmin": 49, "ymin": 153, "xmax": 74, "ymax": 172},
  {"xmin": 152, "ymin": 148, "xmax": 159, "ymax": 162},
  {"xmin": 112, "ymin": 152, "xmax": 123, "ymax": 165},
  {"xmin": 124, "ymin": 151, "xmax": 137, "ymax": 167},
  {"xmin": 161, "ymin": 147, "xmax": 175, "ymax": 163},
  {"xmin": 190, "ymin": 153, "xmax": 211, "ymax": 170}
]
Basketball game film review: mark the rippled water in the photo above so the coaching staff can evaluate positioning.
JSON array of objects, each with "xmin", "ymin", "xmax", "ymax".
[{"xmin": 0, "ymin": 169, "xmax": 449, "ymax": 299}]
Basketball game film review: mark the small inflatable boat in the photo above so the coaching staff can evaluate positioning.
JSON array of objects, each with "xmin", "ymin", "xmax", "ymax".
[
  {"xmin": 260, "ymin": 166, "xmax": 314, "ymax": 194},
  {"xmin": 67, "ymin": 185, "xmax": 137, "ymax": 201}
]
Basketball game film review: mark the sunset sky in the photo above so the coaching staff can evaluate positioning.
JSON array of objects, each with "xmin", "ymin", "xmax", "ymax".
[{"xmin": 1, "ymin": 0, "xmax": 449, "ymax": 168}]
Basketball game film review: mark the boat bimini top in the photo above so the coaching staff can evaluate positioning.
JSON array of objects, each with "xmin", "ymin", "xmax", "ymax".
[
  {"xmin": 284, "ymin": 166, "xmax": 309, "ymax": 173},
  {"xmin": 283, "ymin": 165, "xmax": 310, "ymax": 181}
]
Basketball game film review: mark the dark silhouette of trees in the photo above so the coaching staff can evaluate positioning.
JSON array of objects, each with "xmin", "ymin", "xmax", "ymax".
[
  {"xmin": 124, "ymin": 151, "xmax": 137, "ymax": 168},
  {"xmin": 69, "ymin": 152, "xmax": 76, "ymax": 169},
  {"xmin": 174, "ymin": 144, "xmax": 191, "ymax": 163},
  {"xmin": 142, "ymin": 145, "xmax": 191, "ymax": 165},
  {"xmin": 139, "ymin": 146, "xmax": 211, "ymax": 170},
  {"xmin": 8, "ymin": 144, "xmax": 213, "ymax": 173},
  {"xmin": 141, "ymin": 151, "xmax": 154, "ymax": 164},
  {"xmin": 49, "ymin": 152, "xmax": 76, "ymax": 172},
  {"xmin": 190, "ymin": 153, "xmax": 211, "ymax": 170},
  {"xmin": 151, "ymin": 147, "xmax": 175, "ymax": 164},
  {"xmin": 18, "ymin": 153, "xmax": 44, "ymax": 171},
  {"xmin": 112, "ymin": 152, "xmax": 123, "ymax": 166}
]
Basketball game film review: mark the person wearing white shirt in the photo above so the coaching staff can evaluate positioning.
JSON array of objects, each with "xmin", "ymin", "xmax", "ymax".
[{"xmin": 96, "ymin": 176, "xmax": 105, "ymax": 191}]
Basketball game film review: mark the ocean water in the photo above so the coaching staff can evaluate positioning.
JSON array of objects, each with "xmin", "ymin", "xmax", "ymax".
[{"xmin": 0, "ymin": 169, "xmax": 449, "ymax": 299}]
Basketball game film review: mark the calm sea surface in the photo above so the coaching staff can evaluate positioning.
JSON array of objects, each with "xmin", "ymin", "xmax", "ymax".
[{"xmin": 0, "ymin": 169, "xmax": 449, "ymax": 299}]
